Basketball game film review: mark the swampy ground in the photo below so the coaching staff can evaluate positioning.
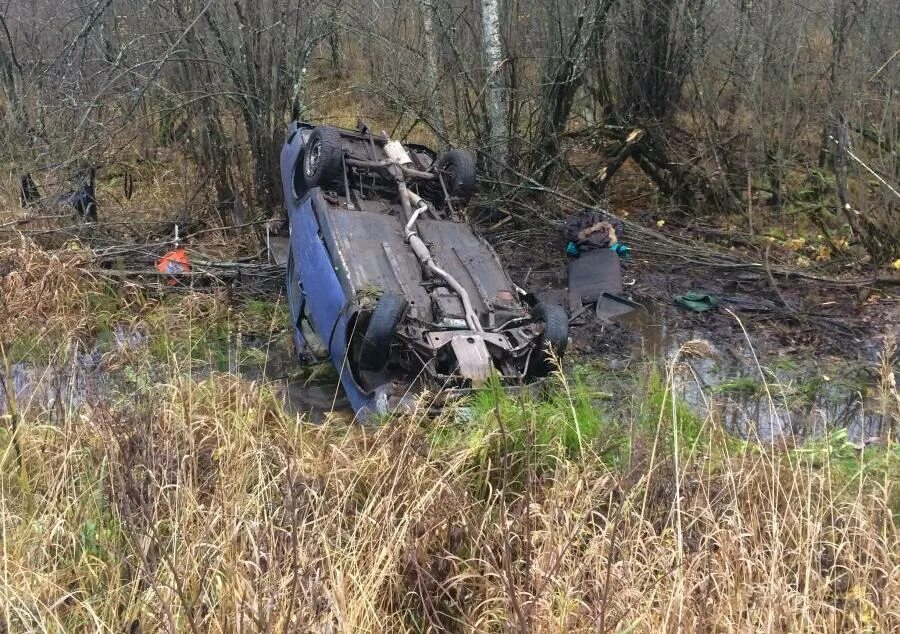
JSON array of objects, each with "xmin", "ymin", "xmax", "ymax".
[{"xmin": 0, "ymin": 153, "xmax": 898, "ymax": 632}]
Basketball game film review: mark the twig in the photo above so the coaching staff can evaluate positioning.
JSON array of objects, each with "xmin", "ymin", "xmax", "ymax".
[
  {"xmin": 764, "ymin": 244, "xmax": 795, "ymax": 315},
  {"xmin": 0, "ymin": 214, "xmax": 72, "ymax": 229},
  {"xmin": 869, "ymin": 45, "xmax": 900, "ymax": 82},
  {"xmin": 829, "ymin": 135, "xmax": 900, "ymax": 200}
]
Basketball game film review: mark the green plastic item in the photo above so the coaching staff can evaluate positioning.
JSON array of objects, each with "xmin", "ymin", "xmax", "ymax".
[{"xmin": 674, "ymin": 292, "xmax": 719, "ymax": 312}]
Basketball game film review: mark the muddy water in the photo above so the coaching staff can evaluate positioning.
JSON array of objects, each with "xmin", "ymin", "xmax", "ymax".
[
  {"xmin": 282, "ymin": 381, "xmax": 352, "ymax": 421},
  {"xmin": 672, "ymin": 356, "xmax": 887, "ymax": 445},
  {"xmin": 0, "ymin": 325, "xmax": 353, "ymax": 423},
  {"xmin": 614, "ymin": 306, "xmax": 891, "ymax": 445},
  {"xmin": 615, "ymin": 307, "xmax": 666, "ymax": 359},
  {"xmin": 0, "ymin": 356, "xmax": 108, "ymax": 422},
  {"xmin": 2, "ymin": 311, "xmax": 892, "ymax": 443},
  {"xmin": 234, "ymin": 341, "xmax": 353, "ymax": 421}
]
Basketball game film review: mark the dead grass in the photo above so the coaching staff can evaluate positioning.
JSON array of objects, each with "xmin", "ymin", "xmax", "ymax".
[
  {"xmin": 0, "ymin": 247, "xmax": 898, "ymax": 633},
  {"xmin": 0, "ymin": 245, "xmax": 98, "ymax": 345},
  {"xmin": 2, "ymin": 370, "xmax": 897, "ymax": 632}
]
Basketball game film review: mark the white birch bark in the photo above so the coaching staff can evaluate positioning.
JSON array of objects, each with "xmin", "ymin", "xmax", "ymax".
[{"xmin": 481, "ymin": 0, "xmax": 507, "ymax": 169}]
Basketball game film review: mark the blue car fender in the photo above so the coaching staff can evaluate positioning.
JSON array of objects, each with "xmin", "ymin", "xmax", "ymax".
[{"xmin": 287, "ymin": 189, "xmax": 389, "ymax": 416}]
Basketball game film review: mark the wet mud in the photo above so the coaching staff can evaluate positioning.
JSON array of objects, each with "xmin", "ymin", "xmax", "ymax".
[
  {"xmin": 497, "ymin": 228, "xmax": 897, "ymax": 444},
  {"xmin": 3, "ymin": 228, "xmax": 895, "ymax": 444}
]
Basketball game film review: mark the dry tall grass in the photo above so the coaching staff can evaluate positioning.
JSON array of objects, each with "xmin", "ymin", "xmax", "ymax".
[
  {"xmin": 2, "ymin": 373, "xmax": 897, "ymax": 632},
  {"xmin": 1, "ymin": 246, "xmax": 898, "ymax": 632}
]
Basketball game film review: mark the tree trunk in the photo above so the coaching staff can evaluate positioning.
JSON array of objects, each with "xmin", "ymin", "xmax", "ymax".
[
  {"xmin": 532, "ymin": 0, "xmax": 616, "ymax": 182},
  {"xmin": 0, "ymin": 13, "xmax": 29, "ymax": 151},
  {"xmin": 481, "ymin": 0, "xmax": 507, "ymax": 172},
  {"xmin": 244, "ymin": 113, "xmax": 281, "ymax": 209},
  {"xmin": 327, "ymin": 5, "xmax": 345, "ymax": 79},
  {"xmin": 823, "ymin": 0, "xmax": 867, "ymax": 246},
  {"xmin": 421, "ymin": 0, "xmax": 446, "ymax": 144}
]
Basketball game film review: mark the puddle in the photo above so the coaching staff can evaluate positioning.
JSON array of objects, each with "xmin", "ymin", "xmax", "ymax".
[
  {"xmin": 0, "ymin": 332, "xmax": 132, "ymax": 420},
  {"xmin": 668, "ymin": 340, "xmax": 890, "ymax": 444},
  {"xmin": 0, "ymin": 358, "xmax": 109, "ymax": 422},
  {"xmin": 245, "ymin": 341, "xmax": 353, "ymax": 421},
  {"xmin": 617, "ymin": 307, "xmax": 666, "ymax": 359},
  {"xmin": 590, "ymin": 304, "xmax": 894, "ymax": 445},
  {"xmin": 283, "ymin": 380, "xmax": 352, "ymax": 422},
  {"xmin": 0, "ymin": 322, "xmax": 355, "ymax": 424},
  {"xmin": 2, "ymin": 309, "xmax": 892, "ymax": 443}
]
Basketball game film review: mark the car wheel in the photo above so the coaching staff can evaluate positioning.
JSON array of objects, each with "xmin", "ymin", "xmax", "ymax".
[
  {"xmin": 426, "ymin": 149, "xmax": 476, "ymax": 205},
  {"xmin": 358, "ymin": 293, "xmax": 407, "ymax": 371},
  {"xmin": 529, "ymin": 302, "xmax": 568, "ymax": 377},
  {"xmin": 302, "ymin": 126, "xmax": 344, "ymax": 189}
]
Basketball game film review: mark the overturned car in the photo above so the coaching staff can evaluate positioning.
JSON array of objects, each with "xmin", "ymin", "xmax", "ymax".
[{"xmin": 280, "ymin": 121, "xmax": 568, "ymax": 415}]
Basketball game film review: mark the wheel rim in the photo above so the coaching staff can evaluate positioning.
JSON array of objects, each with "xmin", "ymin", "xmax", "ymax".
[{"xmin": 304, "ymin": 139, "xmax": 321, "ymax": 178}]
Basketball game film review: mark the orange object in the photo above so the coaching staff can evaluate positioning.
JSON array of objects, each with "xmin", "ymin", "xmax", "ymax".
[{"xmin": 156, "ymin": 248, "xmax": 190, "ymax": 285}]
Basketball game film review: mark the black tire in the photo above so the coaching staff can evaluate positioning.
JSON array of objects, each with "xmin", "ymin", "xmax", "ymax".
[
  {"xmin": 530, "ymin": 302, "xmax": 569, "ymax": 376},
  {"xmin": 301, "ymin": 126, "xmax": 344, "ymax": 189},
  {"xmin": 426, "ymin": 149, "xmax": 477, "ymax": 205},
  {"xmin": 358, "ymin": 293, "xmax": 407, "ymax": 371}
]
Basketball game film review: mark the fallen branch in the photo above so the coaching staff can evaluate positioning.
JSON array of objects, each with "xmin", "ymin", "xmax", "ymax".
[{"xmin": 764, "ymin": 244, "xmax": 796, "ymax": 315}]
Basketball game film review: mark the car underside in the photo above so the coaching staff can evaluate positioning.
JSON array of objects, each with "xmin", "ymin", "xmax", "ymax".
[{"xmin": 280, "ymin": 121, "xmax": 568, "ymax": 415}]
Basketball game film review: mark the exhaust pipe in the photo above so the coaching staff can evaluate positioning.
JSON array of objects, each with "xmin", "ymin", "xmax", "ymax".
[{"xmin": 402, "ymin": 188, "xmax": 483, "ymax": 333}]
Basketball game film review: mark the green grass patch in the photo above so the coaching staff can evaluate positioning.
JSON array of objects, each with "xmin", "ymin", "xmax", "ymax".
[
  {"xmin": 712, "ymin": 376, "xmax": 764, "ymax": 397},
  {"xmin": 428, "ymin": 371, "xmax": 629, "ymax": 493},
  {"xmin": 793, "ymin": 428, "xmax": 899, "ymax": 482},
  {"xmin": 642, "ymin": 368, "xmax": 706, "ymax": 450}
]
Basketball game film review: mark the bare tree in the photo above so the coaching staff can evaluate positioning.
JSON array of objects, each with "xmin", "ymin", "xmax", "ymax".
[
  {"xmin": 0, "ymin": 0, "xmax": 896, "ymax": 263},
  {"xmin": 420, "ymin": 0, "xmax": 446, "ymax": 144},
  {"xmin": 133, "ymin": 0, "xmax": 332, "ymax": 211},
  {"xmin": 529, "ymin": 0, "xmax": 618, "ymax": 181},
  {"xmin": 0, "ymin": 11, "xmax": 27, "ymax": 143}
]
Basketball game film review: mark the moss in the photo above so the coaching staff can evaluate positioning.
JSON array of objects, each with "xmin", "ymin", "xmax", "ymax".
[
  {"xmin": 294, "ymin": 361, "xmax": 339, "ymax": 384},
  {"xmin": 792, "ymin": 429, "xmax": 900, "ymax": 495},
  {"xmin": 712, "ymin": 376, "xmax": 764, "ymax": 397},
  {"xmin": 355, "ymin": 284, "xmax": 383, "ymax": 309},
  {"xmin": 238, "ymin": 298, "xmax": 287, "ymax": 331}
]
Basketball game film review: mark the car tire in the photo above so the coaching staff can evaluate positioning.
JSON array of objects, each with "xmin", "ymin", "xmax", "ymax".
[
  {"xmin": 530, "ymin": 302, "xmax": 568, "ymax": 376},
  {"xmin": 358, "ymin": 293, "xmax": 407, "ymax": 371},
  {"xmin": 426, "ymin": 149, "xmax": 476, "ymax": 205},
  {"xmin": 302, "ymin": 126, "xmax": 344, "ymax": 190}
]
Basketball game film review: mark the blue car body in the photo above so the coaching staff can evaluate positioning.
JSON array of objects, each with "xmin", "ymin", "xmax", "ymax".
[{"xmin": 280, "ymin": 123, "xmax": 392, "ymax": 414}]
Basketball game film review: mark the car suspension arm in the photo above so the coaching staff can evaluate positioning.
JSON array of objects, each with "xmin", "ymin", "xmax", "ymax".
[{"xmin": 346, "ymin": 157, "xmax": 435, "ymax": 182}]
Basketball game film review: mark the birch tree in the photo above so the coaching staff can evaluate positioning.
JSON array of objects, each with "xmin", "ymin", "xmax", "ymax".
[{"xmin": 481, "ymin": 0, "xmax": 507, "ymax": 171}]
